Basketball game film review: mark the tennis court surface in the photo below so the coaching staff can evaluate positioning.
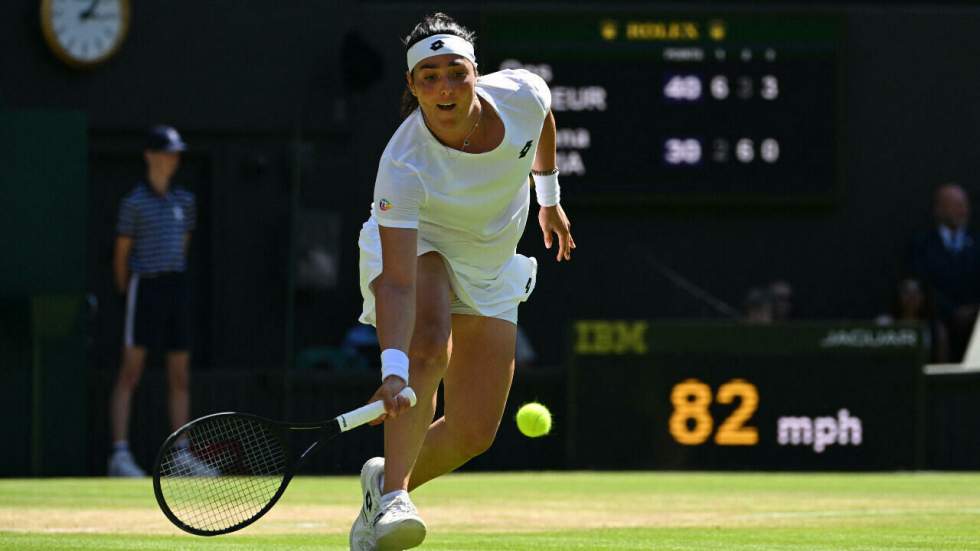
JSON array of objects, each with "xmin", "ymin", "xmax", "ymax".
[{"xmin": 2, "ymin": 472, "xmax": 979, "ymax": 550}]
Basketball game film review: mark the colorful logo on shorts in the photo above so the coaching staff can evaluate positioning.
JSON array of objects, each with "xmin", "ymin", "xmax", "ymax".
[{"xmin": 379, "ymin": 198, "xmax": 393, "ymax": 211}]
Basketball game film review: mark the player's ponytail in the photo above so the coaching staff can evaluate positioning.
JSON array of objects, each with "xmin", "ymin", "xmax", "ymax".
[{"xmin": 400, "ymin": 13, "xmax": 477, "ymax": 119}]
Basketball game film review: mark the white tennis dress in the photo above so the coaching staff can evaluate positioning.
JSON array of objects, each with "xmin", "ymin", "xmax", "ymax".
[{"xmin": 358, "ymin": 69, "xmax": 551, "ymax": 326}]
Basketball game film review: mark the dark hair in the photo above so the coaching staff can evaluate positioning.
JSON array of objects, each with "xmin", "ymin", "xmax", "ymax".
[{"xmin": 400, "ymin": 13, "xmax": 477, "ymax": 118}]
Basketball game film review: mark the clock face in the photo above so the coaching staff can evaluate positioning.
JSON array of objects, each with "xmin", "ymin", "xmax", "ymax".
[{"xmin": 41, "ymin": 0, "xmax": 130, "ymax": 67}]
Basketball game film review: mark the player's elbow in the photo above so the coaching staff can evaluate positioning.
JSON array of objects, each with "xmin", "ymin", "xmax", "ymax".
[
  {"xmin": 374, "ymin": 276, "xmax": 414, "ymax": 305},
  {"xmin": 375, "ymin": 267, "xmax": 415, "ymax": 293}
]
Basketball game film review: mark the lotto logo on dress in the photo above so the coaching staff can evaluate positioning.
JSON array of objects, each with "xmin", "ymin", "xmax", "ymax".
[{"xmin": 379, "ymin": 199, "xmax": 393, "ymax": 211}]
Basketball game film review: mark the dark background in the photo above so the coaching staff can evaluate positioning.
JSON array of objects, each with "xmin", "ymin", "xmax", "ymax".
[
  {"xmin": 3, "ymin": 2, "xmax": 980, "ymax": 473},
  {"xmin": 6, "ymin": 2, "xmax": 980, "ymax": 369}
]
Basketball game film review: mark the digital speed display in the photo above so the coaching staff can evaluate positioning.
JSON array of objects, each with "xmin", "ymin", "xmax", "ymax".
[
  {"xmin": 481, "ymin": 13, "xmax": 841, "ymax": 205},
  {"xmin": 567, "ymin": 322, "xmax": 927, "ymax": 470}
]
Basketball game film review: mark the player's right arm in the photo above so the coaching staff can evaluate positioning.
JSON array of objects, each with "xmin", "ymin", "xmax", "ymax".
[
  {"xmin": 113, "ymin": 235, "xmax": 134, "ymax": 294},
  {"xmin": 368, "ymin": 155, "xmax": 425, "ymax": 420},
  {"xmin": 371, "ymin": 224, "xmax": 418, "ymax": 420}
]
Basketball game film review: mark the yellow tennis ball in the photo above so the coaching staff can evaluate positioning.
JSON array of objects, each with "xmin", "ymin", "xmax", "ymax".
[{"xmin": 516, "ymin": 402, "xmax": 552, "ymax": 438}]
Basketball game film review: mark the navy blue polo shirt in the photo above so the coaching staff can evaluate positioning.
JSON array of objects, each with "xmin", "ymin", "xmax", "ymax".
[{"xmin": 116, "ymin": 182, "xmax": 196, "ymax": 274}]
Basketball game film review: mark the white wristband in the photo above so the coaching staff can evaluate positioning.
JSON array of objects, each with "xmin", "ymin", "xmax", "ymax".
[
  {"xmin": 533, "ymin": 171, "xmax": 561, "ymax": 207},
  {"xmin": 380, "ymin": 348, "xmax": 409, "ymax": 384}
]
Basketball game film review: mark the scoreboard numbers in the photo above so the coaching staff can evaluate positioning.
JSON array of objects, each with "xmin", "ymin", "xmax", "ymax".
[
  {"xmin": 669, "ymin": 379, "xmax": 713, "ymax": 445},
  {"xmin": 714, "ymin": 379, "xmax": 760, "ymax": 445},
  {"xmin": 669, "ymin": 379, "xmax": 760, "ymax": 446},
  {"xmin": 482, "ymin": 12, "xmax": 841, "ymax": 206},
  {"xmin": 568, "ymin": 322, "xmax": 925, "ymax": 469}
]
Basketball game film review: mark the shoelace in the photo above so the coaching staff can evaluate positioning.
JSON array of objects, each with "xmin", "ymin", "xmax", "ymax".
[
  {"xmin": 388, "ymin": 496, "xmax": 417, "ymax": 515},
  {"xmin": 375, "ymin": 495, "xmax": 417, "ymax": 524}
]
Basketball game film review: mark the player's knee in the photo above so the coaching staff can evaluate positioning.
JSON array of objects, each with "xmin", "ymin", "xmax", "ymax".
[
  {"xmin": 455, "ymin": 423, "xmax": 499, "ymax": 459},
  {"xmin": 409, "ymin": 327, "xmax": 450, "ymax": 368}
]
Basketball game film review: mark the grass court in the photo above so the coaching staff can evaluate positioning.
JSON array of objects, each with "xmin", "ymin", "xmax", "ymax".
[{"xmin": 2, "ymin": 472, "xmax": 979, "ymax": 550}]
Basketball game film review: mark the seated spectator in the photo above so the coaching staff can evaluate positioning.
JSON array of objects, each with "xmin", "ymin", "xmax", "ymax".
[
  {"xmin": 876, "ymin": 277, "xmax": 949, "ymax": 362},
  {"xmin": 514, "ymin": 324, "xmax": 538, "ymax": 369},
  {"xmin": 744, "ymin": 287, "xmax": 774, "ymax": 324},
  {"xmin": 909, "ymin": 183, "xmax": 980, "ymax": 361},
  {"xmin": 342, "ymin": 323, "xmax": 539, "ymax": 369},
  {"xmin": 893, "ymin": 278, "xmax": 926, "ymax": 322},
  {"xmin": 342, "ymin": 324, "xmax": 381, "ymax": 369},
  {"xmin": 769, "ymin": 280, "xmax": 794, "ymax": 321}
]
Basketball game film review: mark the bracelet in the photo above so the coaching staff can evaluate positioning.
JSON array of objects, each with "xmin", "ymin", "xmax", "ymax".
[
  {"xmin": 380, "ymin": 348, "xmax": 409, "ymax": 384},
  {"xmin": 532, "ymin": 170, "xmax": 561, "ymax": 207}
]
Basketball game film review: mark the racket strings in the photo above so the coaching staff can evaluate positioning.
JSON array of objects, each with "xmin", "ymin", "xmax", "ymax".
[{"xmin": 157, "ymin": 415, "xmax": 288, "ymax": 532}]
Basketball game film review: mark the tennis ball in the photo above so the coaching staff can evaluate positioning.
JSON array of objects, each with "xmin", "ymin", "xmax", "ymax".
[{"xmin": 516, "ymin": 402, "xmax": 552, "ymax": 438}]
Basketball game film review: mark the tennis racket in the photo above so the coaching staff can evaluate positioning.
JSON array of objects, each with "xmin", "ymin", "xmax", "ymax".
[{"xmin": 152, "ymin": 387, "xmax": 417, "ymax": 536}]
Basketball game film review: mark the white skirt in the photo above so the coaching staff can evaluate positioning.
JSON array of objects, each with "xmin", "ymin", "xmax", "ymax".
[{"xmin": 357, "ymin": 216, "xmax": 537, "ymax": 326}]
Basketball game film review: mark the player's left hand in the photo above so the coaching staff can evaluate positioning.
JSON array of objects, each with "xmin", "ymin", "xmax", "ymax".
[{"xmin": 539, "ymin": 204, "xmax": 576, "ymax": 262}]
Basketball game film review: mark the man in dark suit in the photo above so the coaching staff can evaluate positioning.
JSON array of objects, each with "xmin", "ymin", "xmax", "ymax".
[{"xmin": 910, "ymin": 183, "xmax": 980, "ymax": 362}]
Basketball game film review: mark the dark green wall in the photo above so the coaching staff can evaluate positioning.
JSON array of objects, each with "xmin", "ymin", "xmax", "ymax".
[
  {"xmin": 0, "ymin": 110, "xmax": 87, "ymax": 298},
  {"xmin": 0, "ymin": 111, "xmax": 88, "ymax": 475}
]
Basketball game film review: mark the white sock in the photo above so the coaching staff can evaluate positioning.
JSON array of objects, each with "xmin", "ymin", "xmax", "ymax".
[
  {"xmin": 380, "ymin": 489, "xmax": 409, "ymax": 510},
  {"xmin": 112, "ymin": 441, "xmax": 129, "ymax": 453}
]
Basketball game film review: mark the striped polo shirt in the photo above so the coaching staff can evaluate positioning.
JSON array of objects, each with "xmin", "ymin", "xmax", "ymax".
[{"xmin": 116, "ymin": 182, "xmax": 196, "ymax": 274}]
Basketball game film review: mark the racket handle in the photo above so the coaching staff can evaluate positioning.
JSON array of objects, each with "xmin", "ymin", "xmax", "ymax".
[{"xmin": 337, "ymin": 387, "xmax": 418, "ymax": 432}]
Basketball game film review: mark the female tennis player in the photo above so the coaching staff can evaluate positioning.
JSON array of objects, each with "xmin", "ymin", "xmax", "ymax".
[{"xmin": 349, "ymin": 12, "xmax": 575, "ymax": 551}]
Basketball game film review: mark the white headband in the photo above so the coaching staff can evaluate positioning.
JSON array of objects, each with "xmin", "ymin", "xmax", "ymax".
[{"xmin": 406, "ymin": 34, "xmax": 477, "ymax": 71}]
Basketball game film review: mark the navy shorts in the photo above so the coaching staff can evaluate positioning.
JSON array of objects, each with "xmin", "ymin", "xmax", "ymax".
[{"xmin": 123, "ymin": 272, "xmax": 192, "ymax": 351}]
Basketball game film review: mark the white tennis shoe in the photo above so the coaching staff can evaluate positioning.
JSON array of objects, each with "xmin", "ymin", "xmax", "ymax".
[
  {"xmin": 349, "ymin": 508, "xmax": 374, "ymax": 551},
  {"xmin": 375, "ymin": 491, "xmax": 426, "ymax": 551},
  {"xmin": 350, "ymin": 457, "xmax": 385, "ymax": 551},
  {"xmin": 107, "ymin": 449, "xmax": 145, "ymax": 477}
]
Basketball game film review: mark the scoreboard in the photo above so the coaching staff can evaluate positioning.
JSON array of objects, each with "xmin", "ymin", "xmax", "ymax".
[
  {"xmin": 568, "ymin": 322, "xmax": 927, "ymax": 470},
  {"xmin": 481, "ymin": 13, "xmax": 842, "ymax": 205}
]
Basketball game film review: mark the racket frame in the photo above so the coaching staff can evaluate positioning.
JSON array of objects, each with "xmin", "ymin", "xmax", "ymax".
[
  {"xmin": 152, "ymin": 412, "xmax": 340, "ymax": 536},
  {"xmin": 152, "ymin": 387, "xmax": 416, "ymax": 536}
]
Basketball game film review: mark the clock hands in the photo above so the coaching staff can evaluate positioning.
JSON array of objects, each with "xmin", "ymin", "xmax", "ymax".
[
  {"xmin": 80, "ymin": 0, "xmax": 102, "ymax": 20},
  {"xmin": 43, "ymin": 0, "xmax": 128, "ymax": 67}
]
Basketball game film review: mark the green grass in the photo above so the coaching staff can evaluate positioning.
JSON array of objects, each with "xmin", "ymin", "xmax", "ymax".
[{"xmin": 2, "ymin": 472, "xmax": 980, "ymax": 550}]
